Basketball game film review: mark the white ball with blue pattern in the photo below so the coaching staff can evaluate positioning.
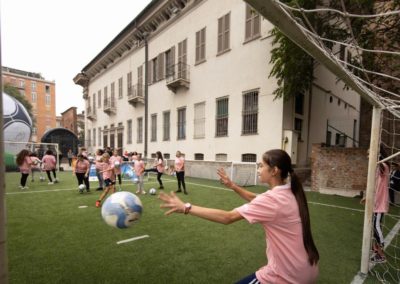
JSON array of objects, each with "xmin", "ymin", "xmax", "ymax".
[{"xmin": 101, "ymin": 191, "xmax": 143, "ymax": 229}]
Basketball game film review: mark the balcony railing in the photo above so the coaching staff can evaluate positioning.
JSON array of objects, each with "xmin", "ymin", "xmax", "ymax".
[
  {"xmin": 166, "ymin": 62, "xmax": 190, "ymax": 93},
  {"xmin": 86, "ymin": 106, "xmax": 97, "ymax": 121},
  {"xmin": 103, "ymin": 97, "xmax": 116, "ymax": 115},
  {"xmin": 127, "ymin": 84, "xmax": 144, "ymax": 106}
]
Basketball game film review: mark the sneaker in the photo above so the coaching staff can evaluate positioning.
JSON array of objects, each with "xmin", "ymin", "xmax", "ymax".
[
  {"xmin": 19, "ymin": 185, "xmax": 23, "ymax": 189},
  {"xmin": 95, "ymin": 200, "xmax": 101, "ymax": 208},
  {"xmin": 136, "ymin": 190, "xmax": 140, "ymax": 194},
  {"xmin": 48, "ymin": 182, "xmax": 54, "ymax": 185},
  {"xmin": 23, "ymin": 186, "xmax": 29, "ymax": 190},
  {"xmin": 86, "ymin": 189, "xmax": 91, "ymax": 193},
  {"xmin": 159, "ymin": 186, "xmax": 164, "ymax": 189},
  {"xmin": 370, "ymin": 254, "xmax": 386, "ymax": 263}
]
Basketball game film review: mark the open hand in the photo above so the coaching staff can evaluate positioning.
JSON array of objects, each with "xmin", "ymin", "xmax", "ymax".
[
  {"xmin": 217, "ymin": 168, "xmax": 234, "ymax": 188},
  {"xmin": 159, "ymin": 192, "xmax": 185, "ymax": 215}
]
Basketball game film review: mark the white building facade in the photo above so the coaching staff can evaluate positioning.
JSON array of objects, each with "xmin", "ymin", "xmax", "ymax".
[{"xmin": 74, "ymin": 0, "xmax": 360, "ymax": 166}]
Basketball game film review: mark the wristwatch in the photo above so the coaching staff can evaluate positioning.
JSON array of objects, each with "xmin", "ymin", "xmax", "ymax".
[{"xmin": 184, "ymin": 203, "xmax": 192, "ymax": 215}]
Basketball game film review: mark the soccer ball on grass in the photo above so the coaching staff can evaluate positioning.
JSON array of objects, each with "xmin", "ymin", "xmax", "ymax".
[
  {"xmin": 101, "ymin": 191, "xmax": 142, "ymax": 229},
  {"xmin": 78, "ymin": 184, "xmax": 86, "ymax": 193},
  {"xmin": 149, "ymin": 188, "xmax": 157, "ymax": 195}
]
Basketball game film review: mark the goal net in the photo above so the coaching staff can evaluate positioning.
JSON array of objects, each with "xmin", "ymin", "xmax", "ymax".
[
  {"xmin": 231, "ymin": 162, "xmax": 258, "ymax": 187},
  {"xmin": 3, "ymin": 141, "xmax": 59, "ymax": 172}
]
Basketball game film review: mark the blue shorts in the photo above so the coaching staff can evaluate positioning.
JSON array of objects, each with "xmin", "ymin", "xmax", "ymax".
[
  {"xmin": 104, "ymin": 178, "xmax": 116, "ymax": 187},
  {"xmin": 235, "ymin": 273, "xmax": 260, "ymax": 284}
]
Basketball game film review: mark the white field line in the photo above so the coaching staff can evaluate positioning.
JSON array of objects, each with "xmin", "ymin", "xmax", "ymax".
[{"xmin": 116, "ymin": 235, "xmax": 149, "ymax": 245}]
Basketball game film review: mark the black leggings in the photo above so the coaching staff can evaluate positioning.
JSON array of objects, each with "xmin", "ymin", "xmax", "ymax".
[
  {"xmin": 117, "ymin": 174, "xmax": 122, "ymax": 185},
  {"xmin": 145, "ymin": 168, "xmax": 163, "ymax": 187},
  {"xmin": 46, "ymin": 169, "xmax": 57, "ymax": 182},
  {"xmin": 76, "ymin": 173, "xmax": 90, "ymax": 190},
  {"xmin": 176, "ymin": 171, "xmax": 186, "ymax": 191},
  {"xmin": 20, "ymin": 173, "xmax": 29, "ymax": 187}
]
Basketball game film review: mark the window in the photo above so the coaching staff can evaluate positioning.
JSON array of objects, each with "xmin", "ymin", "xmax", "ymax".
[
  {"xmin": 194, "ymin": 153, "xmax": 204, "ymax": 160},
  {"xmin": 163, "ymin": 111, "xmax": 170, "ymax": 141},
  {"xmin": 31, "ymin": 92, "xmax": 37, "ymax": 103},
  {"xmin": 32, "ymin": 127, "xmax": 37, "ymax": 135},
  {"xmin": 88, "ymin": 129, "xmax": 91, "ymax": 146},
  {"xmin": 127, "ymin": 72, "xmax": 132, "ymax": 97},
  {"xmin": 217, "ymin": 13, "xmax": 230, "ymax": 54},
  {"xmin": 93, "ymin": 128, "xmax": 96, "ymax": 146},
  {"xmin": 111, "ymin": 82, "xmax": 115, "ymax": 102},
  {"xmin": 242, "ymin": 153, "xmax": 256, "ymax": 162},
  {"xmin": 45, "ymin": 94, "xmax": 51, "ymax": 106},
  {"xmin": 195, "ymin": 27, "xmax": 206, "ymax": 63},
  {"xmin": 165, "ymin": 47, "xmax": 175, "ymax": 77},
  {"xmin": 118, "ymin": 77, "xmax": 123, "ymax": 98},
  {"xmin": 178, "ymin": 39, "xmax": 187, "ymax": 79},
  {"xmin": 98, "ymin": 90, "xmax": 102, "ymax": 108},
  {"xmin": 242, "ymin": 91, "xmax": 258, "ymax": 135},
  {"xmin": 177, "ymin": 107, "xmax": 186, "ymax": 140},
  {"xmin": 104, "ymin": 86, "xmax": 108, "ymax": 104},
  {"xmin": 164, "ymin": 153, "xmax": 170, "ymax": 159},
  {"xmin": 20, "ymin": 90, "xmax": 25, "ymax": 97},
  {"xmin": 45, "ymin": 85, "xmax": 50, "ymax": 94},
  {"xmin": 245, "ymin": 5, "xmax": 260, "ymax": 41},
  {"xmin": 98, "ymin": 127, "xmax": 102, "ymax": 147},
  {"xmin": 194, "ymin": 102, "xmax": 205, "ymax": 138},
  {"xmin": 216, "ymin": 97, "xmax": 229, "ymax": 137},
  {"xmin": 103, "ymin": 126, "xmax": 108, "ymax": 147},
  {"xmin": 335, "ymin": 133, "xmax": 346, "ymax": 147},
  {"xmin": 151, "ymin": 114, "xmax": 157, "ymax": 142},
  {"xmin": 20, "ymin": 80, "xmax": 25, "ymax": 89},
  {"xmin": 127, "ymin": 119, "xmax": 132, "ymax": 144},
  {"xmin": 137, "ymin": 117, "xmax": 143, "ymax": 143},
  {"xmin": 216, "ymin": 153, "xmax": 227, "ymax": 161},
  {"xmin": 31, "ymin": 81, "xmax": 36, "ymax": 91}
]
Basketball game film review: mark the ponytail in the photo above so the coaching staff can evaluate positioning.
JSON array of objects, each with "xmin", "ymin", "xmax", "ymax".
[{"xmin": 290, "ymin": 171, "xmax": 319, "ymax": 265}]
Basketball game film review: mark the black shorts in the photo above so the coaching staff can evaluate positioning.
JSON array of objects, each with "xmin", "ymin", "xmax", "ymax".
[{"xmin": 104, "ymin": 179, "xmax": 116, "ymax": 187}]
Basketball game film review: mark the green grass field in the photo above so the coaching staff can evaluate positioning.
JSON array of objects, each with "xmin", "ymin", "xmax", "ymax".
[{"xmin": 4, "ymin": 171, "xmax": 400, "ymax": 283}]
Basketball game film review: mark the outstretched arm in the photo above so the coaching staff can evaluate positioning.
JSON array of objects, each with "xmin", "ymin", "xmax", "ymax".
[
  {"xmin": 217, "ymin": 168, "xmax": 256, "ymax": 202},
  {"xmin": 159, "ymin": 192, "xmax": 243, "ymax": 225}
]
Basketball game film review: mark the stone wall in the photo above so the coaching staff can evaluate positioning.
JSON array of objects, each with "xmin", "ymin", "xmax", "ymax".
[{"xmin": 311, "ymin": 144, "xmax": 368, "ymax": 196}]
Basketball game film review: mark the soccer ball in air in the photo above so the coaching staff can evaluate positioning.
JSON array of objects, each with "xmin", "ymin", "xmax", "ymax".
[
  {"xmin": 3, "ymin": 92, "xmax": 32, "ymax": 168},
  {"xmin": 101, "ymin": 191, "xmax": 142, "ymax": 229},
  {"xmin": 149, "ymin": 188, "xmax": 157, "ymax": 195},
  {"xmin": 78, "ymin": 184, "xmax": 86, "ymax": 192}
]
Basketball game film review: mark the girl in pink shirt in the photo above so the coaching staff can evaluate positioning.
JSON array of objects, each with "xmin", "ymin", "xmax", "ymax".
[
  {"xmin": 174, "ymin": 150, "xmax": 187, "ymax": 194},
  {"xmin": 16, "ymin": 149, "xmax": 32, "ymax": 189},
  {"xmin": 29, "ymin": 152, "xmax": 43, "ymax": 182},
  {"xmin": 144, "ymin": 151, "xmax": 165, "ymax": 189},
  {"xmin": 110, "ymin": 149, "xmax": 123, "ymax": 190},
  {"xmin": 159, "ymin": 149, "xmax": 319, "ymax": 284},
  {"xmin": 95, "ymin": 149, "xmax": 105, "ymax": 191},
  {"xmin": 134, "ymin": 154, "xmax": 146, "ymax": 194},
  {"xmin": 73, "ymin": 154, "xmax": 90, "ymax": 193},
  {"xmin": 96, "ymin": 153, "xmax": 116, "ymax": 208},
  {"xmin": 42, "ymin": 150, "xmax": 58, "ymax": 185}
]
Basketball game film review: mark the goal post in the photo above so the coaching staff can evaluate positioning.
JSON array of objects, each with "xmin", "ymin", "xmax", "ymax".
[
  {"xmin": 230, "ymin": 162, "xmax": 258, "ymax": 187},
  {"xmin": 3, "ymin": 141, "xmax": 60, "ymax": 172}
]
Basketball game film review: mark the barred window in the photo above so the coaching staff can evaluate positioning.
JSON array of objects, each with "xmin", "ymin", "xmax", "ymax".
[
  {"xmin": 127, "ymin": 119, "xmax": 132, "ymax": 144},
  {"xmin": 164, "ymin": 153, "xmax": 170, "ymax": 159},
  {"xmin": 245, "ymin": 5, "xmax": 260, "ymax": 41},
  {"xmin": 216, "ymin": 153, "xmax": 227, "ymax": 161},
  {"xmin": 177, "ymin": 107, "xmax": 186, "ymax": 140},
  {"xmin": 151, "ymin": 114, "xmax": 157, "ymax": 142},
  {"xmin": 163, "ymin": 111, "xmax": 170, "ymax": 141},
  {"xmin": 194, "ymin": 153, "xmax": 204, "ymax": 160},
  {"xmin": 137, "ymin": 117, "xmax": 143, "ymax": 143},
  {"xmin": 242, "ymin": 153, "xmax": 256, "ymax": 162},
  {"xmin": 216, "ymin": 97, "xmax": 229, "ymax": 137},
  {"xmin": 194, "ymin": 102, "xmax": 205, "ymax": 139},
  {"xmin": 242, "ymin": 91, "xmax": 258, "ymax": 135},
  {"xmin": 217, "ymin": 13, "xmax": 230, "ymax": 54}
]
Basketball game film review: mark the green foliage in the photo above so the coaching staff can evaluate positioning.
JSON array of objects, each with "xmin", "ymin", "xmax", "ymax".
[{"xmin": 4, "ymin": 83, "xmax": 36, "ymax": 126}]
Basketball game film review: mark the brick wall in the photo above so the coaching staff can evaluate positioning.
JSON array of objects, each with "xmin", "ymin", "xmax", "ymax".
[{"xmin": 311, "ymin": 144, "xmax": 368, "ymax": 196}]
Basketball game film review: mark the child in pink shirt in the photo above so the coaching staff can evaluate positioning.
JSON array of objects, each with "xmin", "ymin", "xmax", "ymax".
[
  {"xmin": 159, "ymin": 149, "xmax": 319, "ymax": 284},
  {"xmin": 134, "ymin": 154, "xmax": 146, "ymax": 194},
  {"xmin": 73, "ymin": 154, "xmax": 91, "ymax": 193},
  {"xmin": 96, "ymin": 153, "xmax": 116, "ymax": 208},
  {"xmin": 174, "ymin": 150, "xmax": 187, "ymax": 194},
  {"xmin": 16, "ymin": 149, "xmax": 32, "ymax": 189},
  {"xmin": 42, "ymin": 150, "xmax": 58, "ymax": 185},
  {"xmin": 110, "ymin": 149, "xmax": 123, "ymax": 190},
  {"xmin": 144, "ymin": 151, "xmax": 165, "ymax": 189}
]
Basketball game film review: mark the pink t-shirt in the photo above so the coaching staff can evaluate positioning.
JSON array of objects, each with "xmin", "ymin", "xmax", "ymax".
[
  {"xmin": 134, "ymin": 160, "xmax": 145, "ymax": 176},
  {"xmin": 155, "ymin": 158, "xmax": 165, "ymax": 173},
  {"xmin": 236, "ymin": 184, "xmax": 319, "ymax": 284},
  {"xmin": 95, "ymin": 155, "xmax": 103, "ymax": 170},
  {"xmin": 110, "ymin": 155, "xmax": 123, "ymax": 174},
  {"xmin": 19, "ymin": 156, "xmax": 32, "ymax": 174},
  {"xmin": 175, "ymin": 157, "xmax": 185, "ymax": 172},
  {"xmin": 74, "ymin": 159, "xmax": 90, "ymax": 174},
  {"xmin": 31, "ymin": 157, "xmax": 41, "ymax": 169},
  {"xmin": 375, "ymin": 163, "xmax": 389, "ymax": 213},
  {"xmin": 101, "ymin": 161, "xmax": 115, "ymax": 181},
  {"xmin": 42, "ymin": 155, "xmax": 56, "ymax": 171}
]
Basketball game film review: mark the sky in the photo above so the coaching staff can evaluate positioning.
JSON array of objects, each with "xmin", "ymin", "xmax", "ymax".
[{"xmin": 1, "ymin": 0, "xmax": 152, "ymax": 115}]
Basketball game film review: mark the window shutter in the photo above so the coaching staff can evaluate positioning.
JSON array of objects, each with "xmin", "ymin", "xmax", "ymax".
[
  {"xmin": 218, "ymin": 17, "xmax": 223, "ymax": 53},
  {"xmin": 147, "ymin": 60, "xmax": 153, "ymax": 85},
  {"xmin": 158, "ymin": 53, "xmax": 164, "ymax": 80}
]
